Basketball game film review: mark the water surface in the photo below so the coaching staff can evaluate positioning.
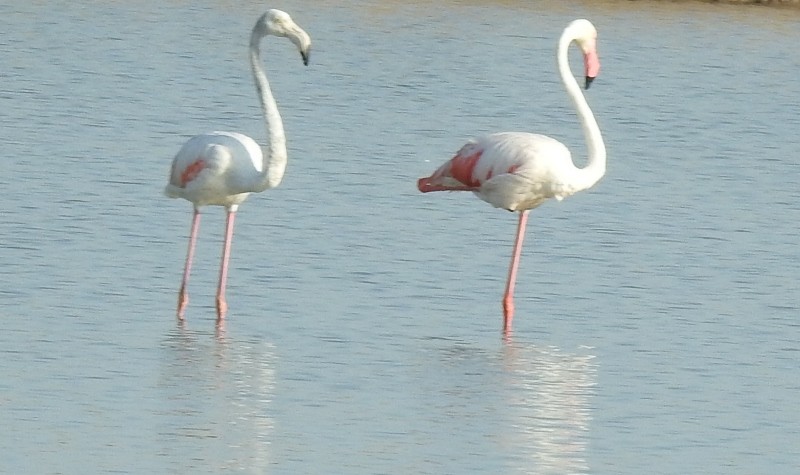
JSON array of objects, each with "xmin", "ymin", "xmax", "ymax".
[{"xmin": 1, "ymin": 1, "xmax": 798, "ymax": 473}]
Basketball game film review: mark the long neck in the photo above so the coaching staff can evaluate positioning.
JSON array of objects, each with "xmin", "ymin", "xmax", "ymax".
[
  {"xmin": 557, "ymin": 32, "xmax": 606, "ymax": 192},
  {"xmin": 249, "ymin": 31, "xmax": 288, "ymax": 191}
]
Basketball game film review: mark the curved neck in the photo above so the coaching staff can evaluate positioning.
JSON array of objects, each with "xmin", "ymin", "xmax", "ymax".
[
  {"xmin": 557, "ymin": 32, "xmax": 606, "ymax": 192},
  {"xmin": 249, "ymin": 31, "xmax": 288, "ymax": 191}
]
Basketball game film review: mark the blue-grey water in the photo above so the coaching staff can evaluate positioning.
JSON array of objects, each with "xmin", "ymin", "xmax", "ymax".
[{"xmin": 2, "ymin": 1, "xmax": 799, "ymax": 473}]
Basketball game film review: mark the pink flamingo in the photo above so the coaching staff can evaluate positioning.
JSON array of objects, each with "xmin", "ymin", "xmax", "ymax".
[
  {"xmin": 165, "ymin": 10, "xmax": 311, "ymax": 322},
  {"xmin": 418, "ymin": 19, "xmax": 606, "ymax": 333}
]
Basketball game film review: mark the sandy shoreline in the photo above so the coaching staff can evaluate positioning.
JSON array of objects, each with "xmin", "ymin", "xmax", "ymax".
[
  {"xmin": 664, "ymin": 0, "xmax": 800, "ymax": 5},
  {"xmin": 691, "ymin": 0, "xmax": 799, "ymax": 4}
]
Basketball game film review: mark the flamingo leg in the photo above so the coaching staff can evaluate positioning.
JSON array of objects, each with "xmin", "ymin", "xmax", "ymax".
[
  {"xmin": 216, "ymin": 209, "xmax": 237, "ymax": 321},
  {"xmin": 503, "ymin": 210, "xmax": 529, "ymax": 333},
  {"xmin": 177, "ymin": 208, "xmax": 201, "ymax": 320}
]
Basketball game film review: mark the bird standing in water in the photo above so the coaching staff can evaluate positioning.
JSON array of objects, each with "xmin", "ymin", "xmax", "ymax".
[
  {"xmin": 165, "ymin": 10, "xmax": 311, "ymax": 322},
  {"xmin": 418, "ymin": 19, "xmax": 606, "ymax": 333}
]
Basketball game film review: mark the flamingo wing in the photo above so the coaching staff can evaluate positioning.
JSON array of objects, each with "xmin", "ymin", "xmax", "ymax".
[{"xmin": 418, "ymin": 132, "xmax": 575, "ymax": 211}]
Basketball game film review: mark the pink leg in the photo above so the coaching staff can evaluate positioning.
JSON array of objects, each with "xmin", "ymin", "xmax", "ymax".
[
  {"xmin": 503, "ymin": 210, "xmax": 529, "ymax": 333},
  {"xmin": 216, "ymin": 209, "xmax": 236, "ymax": 321},
  {"xmin": 177, "ymin": 209, "xmax": 201, "ymax": 320}
]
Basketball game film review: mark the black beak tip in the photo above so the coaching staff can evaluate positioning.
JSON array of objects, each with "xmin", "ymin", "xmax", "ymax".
[
  {"xmin": 585, "ymin": 76, "xmax": 595, "ymax": 89},
  {"xmin": 301, "ymin": 51, "xmax": 310, "ymax": 66}
]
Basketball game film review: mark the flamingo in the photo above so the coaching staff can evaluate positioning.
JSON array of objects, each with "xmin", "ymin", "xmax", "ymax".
[
  {"xmin": 417, "ymin": 19, "xmax": 606, "ymax": 333},
  {"xmin": 165, "ymin": 9, "xmax": 311, "ymax": 322}
]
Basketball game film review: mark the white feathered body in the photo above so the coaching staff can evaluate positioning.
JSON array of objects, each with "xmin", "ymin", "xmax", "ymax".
[
  {"xmin": 165, "ymin": 131, "xmax": 265, "ymax": 209},
  {"xmin": 418, "ymin": 132, "xmax": 588, "ymax": 212}
]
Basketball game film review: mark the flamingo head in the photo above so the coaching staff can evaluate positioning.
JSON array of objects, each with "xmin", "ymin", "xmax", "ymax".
[
  {"xmin": 567, "ymin": 19, "xmax": 600, "ymax": 89},
  {"xmin": 256, "ymin": 9, "xmax": 312, "ymax": 66}
]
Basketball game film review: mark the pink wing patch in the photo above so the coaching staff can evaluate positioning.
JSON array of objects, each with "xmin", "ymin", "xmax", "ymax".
[
  {"xmin": 448, "ymin": 146, "xmax": 484, "ymax": 187},
  {"xmin": 417, "ymin": 143, "xmax": 487, "ymax": 192},
  {"xmin": 180, "ymin": 159, "xmax": 206, "ymax": 187}
]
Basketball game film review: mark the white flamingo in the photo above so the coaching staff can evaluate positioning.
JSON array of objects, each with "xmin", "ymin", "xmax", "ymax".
[
  {"xmin": 417, "ymin": 19, "xmax": 606, "ymax": 333},
  {"xmin": 165, "ymin": 9, "xmax": 311, "ymax": 322}
]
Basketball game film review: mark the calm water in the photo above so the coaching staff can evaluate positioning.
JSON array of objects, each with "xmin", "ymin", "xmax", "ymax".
[{"xmin": 1, "ymin": 0, "xmax": 799, "ymax": 473}]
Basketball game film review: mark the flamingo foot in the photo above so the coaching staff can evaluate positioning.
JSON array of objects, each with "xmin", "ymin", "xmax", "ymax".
[
  {"xmin": 216, "ymin": 296, "xmax": 228, "ymax": 322},
  {"xmin": 502, "ymin": 297, "xmax": 514, "ymax": 333},
  {"xmin": 177, "ymin": 287, "xmax": 189, "ymax": 320}
]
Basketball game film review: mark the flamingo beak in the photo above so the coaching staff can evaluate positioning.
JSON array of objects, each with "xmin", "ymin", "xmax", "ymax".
[
  {"xmin": 286, "ymin": 24, "xmax": 311, "ymax": 66},
  {"xmin": 583, "ymin": 49, "xmax": 600, "ymax": 90}
]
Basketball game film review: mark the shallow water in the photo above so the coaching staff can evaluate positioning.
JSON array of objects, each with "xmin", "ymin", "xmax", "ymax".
[{"xmin": 1, "ymin": 1, "xmax": 799, "ymax": 473}]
